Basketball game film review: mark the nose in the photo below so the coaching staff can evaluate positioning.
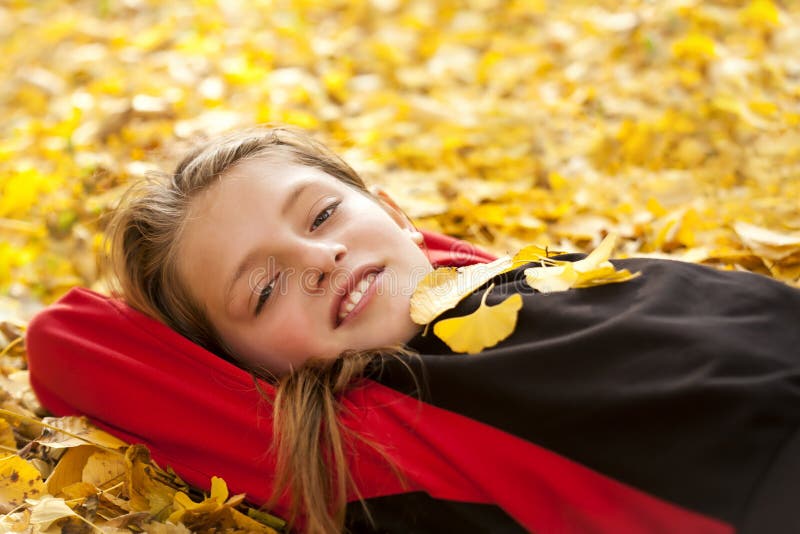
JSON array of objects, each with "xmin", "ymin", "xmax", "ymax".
[{"xmin": 296, "ymin": 239, "xmax": 347, "ymax": 289}]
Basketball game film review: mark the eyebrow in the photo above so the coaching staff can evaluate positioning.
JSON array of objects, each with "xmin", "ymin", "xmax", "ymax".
[{"xmin": 225, "ymin": 180, "xmax": 315, "ymax": 304}]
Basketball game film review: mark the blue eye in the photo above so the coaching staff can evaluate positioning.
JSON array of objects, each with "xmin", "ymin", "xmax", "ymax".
[
  {"xmin": 254, "ymin": 277, "xmax": 276, "ymax": 316},
  {"xmin": 311, "ymin": 201, "xmax": 340, "ymax": 231}
]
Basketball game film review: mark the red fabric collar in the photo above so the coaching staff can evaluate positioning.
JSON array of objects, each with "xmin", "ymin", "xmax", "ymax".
[
  {"xmin": 24, "ymin": 233, "xmax": 728, "ymax": 533},
  {"xmin": 419, "ymin": 230, "xmax": 497, "ymax": 267}
]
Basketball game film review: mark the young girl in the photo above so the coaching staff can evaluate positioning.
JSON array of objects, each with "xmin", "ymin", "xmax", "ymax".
[{"xmin": 26, "ymin": 127, "xmax": 800, "ymax": 534}]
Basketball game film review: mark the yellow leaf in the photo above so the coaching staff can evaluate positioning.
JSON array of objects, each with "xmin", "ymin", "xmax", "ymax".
[
  {"xmin": 0, "ymin": 455, "xmax": 46, "ymax": 513},
  {"xmin": 739, "ymin": 0, "xmax": 780, "ymax": 28},
  {"xmin": 0, "ymin": 419, "xmax": 14, "ymax": 451},
  {"xmin": 168, "ymin": 476, "xmax": 228, "ymax": 523},
  {"xmin": 512, "ymin": 244, "xmax": 563, "ymax": 267},
  {"xmin": 573, "ymin": 268, "xmax": 641, "ymax": 288},
  {"xmin": 0, "ymin": 506, "xmax": 30, "ymax": 532},
  {"xmin": 410, "ymin": 255, "xmax": 513, "ymax": 324},
  {"xmin": 573, "ymin": 232, "xmax": 617, "ymax": 272},
  {"xmin": 27, "ymin": 496, "xmax": 79, "ymax": 530},
  {"xmin": 141, "ymin": 521, "xmax": 192, "ymax": 534},
  {"xmin": 525, "ymin": 234, "xmax": 640, "ymax": 293},
  {"xmin": 46, "ymin": 445, "xmax": 98, "ymax": 495},
  {"xmin": 83, "ymin": 448, "xmax": 128, "ymax": 490},
  {"xmin": 734, "ymin": 221, "xmax": 800, "ymax": 261},
  {"xmin": 209, "ymin": 476, "xmax": 228, "ymax": 502},
  {"xmin": 38, "ymin": 416, "xmax": 128, "ymax": 451},
  {"xmin": 433, "ymin": 285, "xmax": 522, "ymax": 354},
  {"xmin": 126, "ymin": 445, "xmax": 182, "ymax": 519},
  {"xmin": 59, "ymin": 481, "xmax": 98, "ymax": 500},
  {"xmin": 671, "ymin": 33, "xmax": 716, "ymax": 62},
  {"xmin": 525, "ymin": 262, "xmax": 580, "ymax": 293},
  {"xmin": 231, "ymin": 507, "xmax": 281, "ymax": 533}
]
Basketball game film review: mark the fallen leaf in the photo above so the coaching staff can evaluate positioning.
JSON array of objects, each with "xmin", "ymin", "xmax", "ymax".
[
  {"xmin": 60, "ymin": 481, "xmax": 99, "ymax": 500},
  {"xmin": 0, "ymin": 455, "xmax": 47, "ymax": 513},
  {"xmin": 27, "ymin": 495, "xmax": 80, "ymax": 531},
  {"xmin": 525, "ymin": 234, "xmax": 640, "ymax": 293},
  {"xmin": 83, "ymin": 449, "xmax": 127, "ymax": 491},
  {"xmin": 512, "ymin": 244, "xmax": 564, "ymax": 266},
  {"xmin": 734, "ymin": 221, "xmax": 800, "ymax": 261},
  {"xmin": 0, "ymin": 507, "xmax": 30, "ymax": 532},
  {"xmin": 141, "ymin": 521, "xmax": 192, "ymax": 534},
  {"xmin": 167, "ymin": 476, "xmax": 229, "ymax": 524},
  {"xmin": 525, "ymin": 262, "xmax": 580, "ymax": 293},
  {"xmin": 0, "ymin": 418, "xmax": 15, "ymax": 451},
  {"xmin": 433, "ymin": 284, "xmax": 523, "ymax": 354},
  {"xmin": 410, "ymin": 255, "xmax": 513, "ymax": 325},
  {"xmin": 126, "ymin": 444, "xmax": 184, "ymax": 519},
  {"xmin": 37, "ymin": 416, "xmax": 128, "ymax": 451},
  {"xmin": 46, "ymin": 445, "xmax": 99, "ymax": 495}
]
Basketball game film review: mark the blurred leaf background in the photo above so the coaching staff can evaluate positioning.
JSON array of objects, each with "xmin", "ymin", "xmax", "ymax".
[
  {"xmin": 1, "ymin": 0, "xmax": 800, "ymax": 531},
  {"xmin": 2, "ymin": 0, "xmax": 800, "ymax": 323}
]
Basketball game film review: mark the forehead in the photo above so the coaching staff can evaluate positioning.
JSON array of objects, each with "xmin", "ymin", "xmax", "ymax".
[
  {"xmin": 176, "ymin": 157, "xmax": 360, "ymax": 295},
  {"xmin": 190, "ymin": 158, "xmax": 340, "ymax": 215},
  {"xmin": 219, "ymin": 157, "xmax": 333, "ymax": 193}
]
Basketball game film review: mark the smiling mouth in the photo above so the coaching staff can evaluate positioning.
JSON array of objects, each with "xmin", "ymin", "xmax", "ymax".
[{"xmin": 335, "ymin": 268, "xmax": 383, "ymax": 326}]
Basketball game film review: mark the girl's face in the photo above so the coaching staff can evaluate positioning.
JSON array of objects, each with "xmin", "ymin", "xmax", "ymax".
[{"xmin": 177, "ymin": 157, "xmax": 433, "ymax": 373}]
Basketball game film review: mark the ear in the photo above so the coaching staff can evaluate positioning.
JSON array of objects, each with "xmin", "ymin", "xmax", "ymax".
[{"xmin": 369, "ymin": 186, "xmax": 425, "ymax": 245}]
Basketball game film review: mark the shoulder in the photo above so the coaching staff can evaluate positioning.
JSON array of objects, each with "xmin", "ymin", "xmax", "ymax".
[{"xmin": 408, "ymin": 256, "xmax": 800, "ymax": 356}]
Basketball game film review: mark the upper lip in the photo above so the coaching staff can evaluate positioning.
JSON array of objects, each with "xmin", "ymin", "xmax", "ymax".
[{"xmin": 331, "ymin": 264, "xmax": 383, "ymax": 328}]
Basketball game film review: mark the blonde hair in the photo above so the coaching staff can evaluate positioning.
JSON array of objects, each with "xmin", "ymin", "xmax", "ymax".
[{"xmin": 108, "ymin": 126, "xmax": 409, "ymax": 533}]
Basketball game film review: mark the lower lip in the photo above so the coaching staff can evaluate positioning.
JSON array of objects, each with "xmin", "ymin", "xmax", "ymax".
[{"xmin": 338, "ymin": 270, "xmax": 383, "ymax": 327}]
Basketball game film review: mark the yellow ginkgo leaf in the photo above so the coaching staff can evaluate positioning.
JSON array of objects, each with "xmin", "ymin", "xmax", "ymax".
[
  {"xmin": 524, "ymin": 262, "xmax": 580, "ymax": 293},
  {"xmin": 525, "ymin": 233, "xmax": 641, "ymax": 293},
  {"xmin": 573, "ymin": 233, "xmax": 617, "ymax": 272},
  {"xmin": 433, "ymin": 285, "xmax": 523, "ymax": 354},
  {"xmin": 410, "ymin": 255, "xmax": 513, "ymax": 325},
  {"xmin": 511, "ymin": 244, "xmax": 556, "ymax": 267},
  {"xmin": 573, "ymin": 268, "xmax": 641, "ymax": 288}
]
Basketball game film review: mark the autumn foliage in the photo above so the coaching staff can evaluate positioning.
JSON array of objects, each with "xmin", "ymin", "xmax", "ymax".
[{"xmin": 2, "ymin": 0, "xmax": 799, "ymax": 531}]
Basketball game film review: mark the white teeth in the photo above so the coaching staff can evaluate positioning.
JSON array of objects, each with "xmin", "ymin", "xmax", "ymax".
[{"xmin": 338, "ymin": 272, "xmax": 379, "ymax": 321}]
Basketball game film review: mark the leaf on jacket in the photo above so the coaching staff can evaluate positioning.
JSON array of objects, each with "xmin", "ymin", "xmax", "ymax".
[
  {"xmin": 433, "ymin": 285, "xmax": 523, "ymax": 354},
  {"xmin": 525, "ymin": 233, "xmax": 640, "ymax": 293},
  {"xmin": 410, "ymin": 255, "xmax": 513, "ymax": 324}
]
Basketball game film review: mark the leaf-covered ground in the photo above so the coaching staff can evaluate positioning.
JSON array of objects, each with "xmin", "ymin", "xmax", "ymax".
[{"xmin": 2, "ymin": 0, "xmax": 799, "ymax": 531}]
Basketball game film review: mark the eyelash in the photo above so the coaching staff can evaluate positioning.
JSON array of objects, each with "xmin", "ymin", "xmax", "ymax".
[
  {"xmin": 254, "ymin": 201, "xmax": 340, "ymax": 316},
  {"xmin": 310, "ymin": 201, "xmax": 340, "ymax": 231},
  {"xmin": 254, "ymin": 277, "xmax": 276, "ymax": 316}
]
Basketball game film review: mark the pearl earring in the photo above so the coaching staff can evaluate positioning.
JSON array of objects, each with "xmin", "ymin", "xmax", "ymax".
[{"xmin": 410, "ymin": 230, "xmax": 424, "ymax": 245}]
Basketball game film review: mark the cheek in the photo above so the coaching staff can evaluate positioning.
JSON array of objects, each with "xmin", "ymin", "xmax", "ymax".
[{"xmin": 230, "ymin": 306, "xmax": 318, "ymax": 371}]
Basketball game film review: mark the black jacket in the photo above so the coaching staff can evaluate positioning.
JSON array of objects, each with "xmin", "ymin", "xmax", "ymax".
[{"xmin": 349, "ymin": 257, "xmax": 800, "ymax": 533}]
